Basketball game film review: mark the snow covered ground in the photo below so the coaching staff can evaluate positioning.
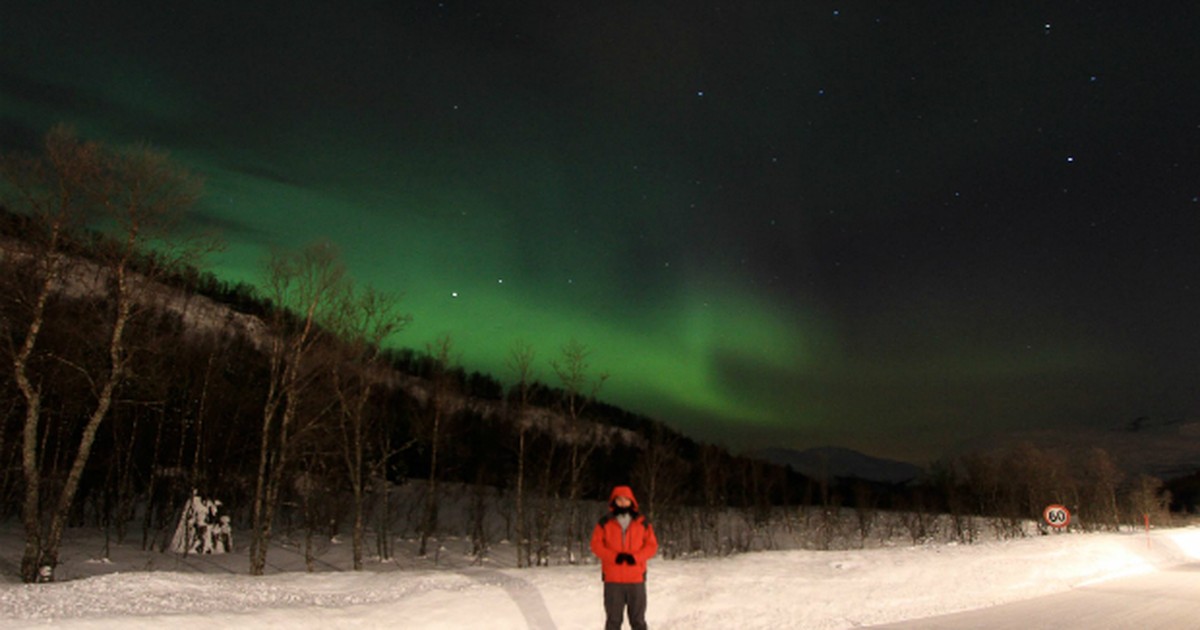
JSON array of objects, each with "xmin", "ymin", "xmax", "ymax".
[{"xmin": 2, "ymin": 525, "xmax": 1199, "ymax": 629}]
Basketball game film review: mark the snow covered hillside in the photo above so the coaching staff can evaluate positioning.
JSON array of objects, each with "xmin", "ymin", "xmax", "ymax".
[{"xmin": 2, "ymin": 525, "xmax": 1198, "ymax": 629}]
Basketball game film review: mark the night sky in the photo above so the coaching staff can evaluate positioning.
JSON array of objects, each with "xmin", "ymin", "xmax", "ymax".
[{"xmin": 3, "ymin": 2, "xmax": 1199, "ymax": 463}]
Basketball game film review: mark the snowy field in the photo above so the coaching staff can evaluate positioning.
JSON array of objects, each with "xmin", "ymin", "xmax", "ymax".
[{"xmin": 2, "ymin": 524, "xmax": 1199, "ymax": 629}]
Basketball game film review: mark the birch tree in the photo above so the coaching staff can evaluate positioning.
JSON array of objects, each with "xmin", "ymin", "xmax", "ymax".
[
  {"xmin": 248, "ymin": 243, "xmax": 347, "ymax": 576},
  {"xmin": 329, "ymin": 285, "xmax": 407, "ymax": 570},
  {"xmin": 418, "ymin": 334, "xmax": 458, "ymax": 558},
  {"xmin": 1, "ymin": 127, "xmax": 201, "ymax": 582},
  {"xmin": 550, "ymin": 339, "xmax": 607, "ymax": 564},
  {"xmin": 505, "ymin": 340, "xmax": 536, "ymax": 568}
]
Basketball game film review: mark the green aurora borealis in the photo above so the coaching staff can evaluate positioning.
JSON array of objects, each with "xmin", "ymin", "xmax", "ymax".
[{"xmin": 3, "ymin": 2, "xmax": 1200, "ymax": 462}]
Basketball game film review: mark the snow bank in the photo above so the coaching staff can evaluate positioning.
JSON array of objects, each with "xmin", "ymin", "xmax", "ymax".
[{"xmin": 2, "ymin": 527, "xmax": 1197, "ymax": 629}]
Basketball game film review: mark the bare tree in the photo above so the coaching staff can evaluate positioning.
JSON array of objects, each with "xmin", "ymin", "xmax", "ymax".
[
  {"xmin": 1125, "ymin": 474, "xmax": 1170, "ymax": 528},
  {"xmin": 1078, "ymin": 447, "xmax": 1122, "ymax": 532},
  {"xmin": 930, "ymin": 459, "xmax": 976, "ymax": 544},
  {"xmin": 632, "ymin": 424, "xmax": 685, "ymax": 556},
  {"xmin": 505, "ymin": 340, "xmax": 536, "ymax": 568},
  {"xmin": 550, "ymin": 339, "xmax": 608, "ymax": 564},
  {"xmin": 633, "ymin": 424, "xmax": 681, "ymax": 519},
  {"xmin": 329, "ymin": 285, "xmax": 407, "ymax": 570},
  {"xmin": 418, "ymin": 334, "xmax": 458, "ymax": 559},
  {"xmin": 530, "ymin": 431, "xmax": 561, "ymax": 566},
  {"xmin": 961, "ymin": 451, "xmax": 1023, "ymax": 539},
  {"xmin": 371, "ymin": 408, "xmax": 413, "ymax": 563},
  {"xmin": 2, "ymin": 127, "xmax": 201, "ymax": 582},
  {"xmin": 850, "ymin": 479, "xmax": 878, "ymax": 547},
  {"xmin": 697, "ymin": 444, "xmax": 728, "ymax": 555},
  {"xmin": 248, "ymin": 243, "xmax": 347, "ymax": 576},
  {"xmin": 3, "ymin": 127, "xmax": 96, "ymax": 583},
  {"xmin": 1006, "ymin": 442, "xmax": 1075, "ymax": 534}
]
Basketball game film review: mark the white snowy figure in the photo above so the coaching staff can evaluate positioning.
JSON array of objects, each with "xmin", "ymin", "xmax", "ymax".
[
  {"xmin": 214, "ymin": 515, "xmax": 233, "ymax": 553},
  {"xmin": 170, "ymin": 489, "xmax": 230, "ymax": 554}
]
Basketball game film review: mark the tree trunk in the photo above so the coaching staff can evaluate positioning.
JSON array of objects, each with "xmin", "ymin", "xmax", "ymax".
[
  {"xmin": 534, "ymin": 440, "xmax": 558, "ymax": 567},
  {"xmin": 142, "ymin": 410, "xmax": 165, "ymax": 551},
  {"xmin": 113, "ymin": 414, "xmax": 140, "ymax": 545},
  {"xmin": 347, "ymin": 393, "xmax": 365, "ymax": 570},
  {"xmin": 15, "ymin": 256, "xmax": 57, "ymax": 583},
  {"xmin": 250, "ymin": 400, "xmax": 295, "ymax": 575},
  {"xmin": 249, "ymin": 244, "xmax": 343, "ymax": 575},
  {"xmin": 376, "ymin": 472, "xmax": 392, "ymax": 562},
  {"xmin": 334, "ymin": 365, "xmax": 371, "ymax": 571},
  {"xmin": 40, "ymin": 283, "xmax": 130, "ymax": 579},
  {"xmin": 515, "ymin": 428, "xmax": 527, "ymax": 568},
  {"xmin": 19, "ymin": 396, "xmax": 44, "ymax": 583},
  {"xmin": 566, "ymin": 443, "xmax": 581, "ymax": 564},
  {"xmin": 248, "ymin": 394, "xmax": 277, "ymax": 575},
  {"xmin": 505, "ymin": 341, "xmax": 535, "ymax": 569},
  {"xmin": 419, "ymin": 405, "xmax": 440, "ymax": 558}
]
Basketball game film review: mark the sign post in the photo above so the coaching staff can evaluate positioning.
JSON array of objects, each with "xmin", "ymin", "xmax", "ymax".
[{"xmin": 1043, "ymin": 504, "xmax": 1070, "ymax": 530}]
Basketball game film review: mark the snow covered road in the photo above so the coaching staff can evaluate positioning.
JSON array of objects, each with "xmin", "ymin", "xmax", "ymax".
[{"xmin": 871, "ymin": 562, "xmax": 1200, "ymax": 629}]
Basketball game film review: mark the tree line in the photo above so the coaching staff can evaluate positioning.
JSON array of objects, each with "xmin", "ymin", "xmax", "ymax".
[
  {"xmin": 0, "ymin": 128, "xmax": 1176, "ymax": 584},
  {"xmin": 0, "ymin": 127, "xmax": 809, "ymax": 582}
]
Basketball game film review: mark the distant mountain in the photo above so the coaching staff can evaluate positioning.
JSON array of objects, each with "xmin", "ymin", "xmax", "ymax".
[
  {"xmin": 959, "ymin": 418, "xmax": 1200, "ymax": 480},
  {"xmin": 755, "ymin": 446, "xmax": 923, "ymax": 484}
]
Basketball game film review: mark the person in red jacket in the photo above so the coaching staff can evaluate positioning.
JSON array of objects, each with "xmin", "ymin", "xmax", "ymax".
[{"xmin": 590, "ymin": 485, "xmax": 658, "ymax": 630}]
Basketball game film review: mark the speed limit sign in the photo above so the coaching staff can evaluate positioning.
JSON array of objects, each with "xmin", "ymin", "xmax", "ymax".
[{"xmin": 1043, "ymin": 504, "xmax": 1071, "ymax": 529}]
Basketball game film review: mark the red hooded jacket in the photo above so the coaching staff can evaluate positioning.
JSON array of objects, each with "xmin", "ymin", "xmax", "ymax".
[{"xmin": 590, "ymin": 486, "xmax": 658, "ymax": 583}]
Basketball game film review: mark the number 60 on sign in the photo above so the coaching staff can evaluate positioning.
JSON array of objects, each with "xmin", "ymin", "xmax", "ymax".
[{"xmin": 1043, "ymin": 504, "xmax": 1071, "ymax": 529}]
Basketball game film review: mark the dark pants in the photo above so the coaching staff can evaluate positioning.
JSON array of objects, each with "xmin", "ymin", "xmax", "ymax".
[{"xmin": 604, "ymin": 582, "xmax": 648, "ymax": 630}]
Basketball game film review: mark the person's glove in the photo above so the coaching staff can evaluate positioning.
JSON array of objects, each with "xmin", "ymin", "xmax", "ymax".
[{"xmin": 616, "ymin": 553, "xmax": 635, "ymax": 565}]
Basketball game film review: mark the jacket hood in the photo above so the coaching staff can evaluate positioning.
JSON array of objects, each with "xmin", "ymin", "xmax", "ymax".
[{"xmin": 608, "ymin": 485, "xmax": 640, "ymax": 512}]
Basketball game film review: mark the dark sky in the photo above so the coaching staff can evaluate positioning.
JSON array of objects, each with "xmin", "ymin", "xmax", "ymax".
[{"xmin": 3, "ymin": 2, "xmax": 1199, "ymax": 462}]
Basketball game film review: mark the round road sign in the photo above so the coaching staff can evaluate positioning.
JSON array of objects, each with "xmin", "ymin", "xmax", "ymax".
[{"xmin": 1043, "ymin": 504, "xmax": 1071, "ymax": 528}]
